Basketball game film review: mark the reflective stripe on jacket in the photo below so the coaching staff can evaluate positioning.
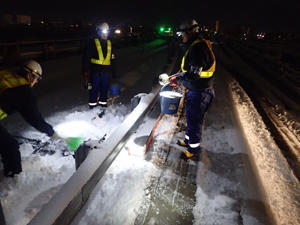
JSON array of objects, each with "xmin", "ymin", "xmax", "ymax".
[
  {"xmin": 90, "ymin": 39, "xmax": 112, "ymax": 65},
  {"xmin": 0, "ymin": 71, "xmax": 29, "ymax": 95},
  {"xmin": 0, "ymin": 70, "xmax": 29, "ymax": 120},
  {"xmin": 0, "ymin": 108, "xmax": 7, "ymax": 120},
  {"xmin": 181, "ymin": 39, "xmax": 216, "ymax": 78}
]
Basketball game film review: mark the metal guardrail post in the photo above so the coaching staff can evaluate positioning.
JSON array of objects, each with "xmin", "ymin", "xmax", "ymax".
[{"xmin": 0, "ymin": 38, "xmax": 84, "ymax": 64}]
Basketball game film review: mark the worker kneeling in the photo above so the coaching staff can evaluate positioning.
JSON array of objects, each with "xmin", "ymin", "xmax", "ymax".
[{"xmin": 0, "ymin": 60, "xmax": 63, "ymax": 177}]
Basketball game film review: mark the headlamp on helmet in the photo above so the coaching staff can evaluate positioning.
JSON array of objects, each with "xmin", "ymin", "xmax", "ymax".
[
  {"xmin": 101, "ymin": 29, "xmax": 109, "ymax": 34},
  {"xmin": 177, "ymin": 19, "xmax": 199, "ymax": 35},
  {"xmin": 97, "ymin": 22, "xmax": 110, "ymax": 35}
]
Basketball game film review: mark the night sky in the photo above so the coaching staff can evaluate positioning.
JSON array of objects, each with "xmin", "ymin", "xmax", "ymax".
[{"xmin": 1, "ymin": 0, "xmax": 299, "ymax": 32}]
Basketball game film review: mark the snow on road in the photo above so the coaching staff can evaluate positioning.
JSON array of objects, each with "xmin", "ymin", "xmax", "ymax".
[
  {"xmin": 0, "ymin": 39, "xmax": 170, "ymax": 225},
  {"xmin": 1, "ymin": 40, "xmax": 298, "ymax": 225},
  {"xmin": 72, "ymin": 64, "xmax": 276, "ymax": 225},
  {"xmin": 230, "ymin": 80, "xmax": 300, "ymax": 225}
]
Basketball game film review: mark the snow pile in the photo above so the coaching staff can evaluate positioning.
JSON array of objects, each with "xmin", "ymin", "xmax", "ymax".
[
  {"xmin": 193, "ymin": 181, "xmax": 239, "ymax": 225},
  {"xmin": 193, "ymin": 162, "xmax": 241, "ymax": 225},
  {"xmin": 71, "ymin": 114, "xmax": 159, "ymax": 225},
  {"xmin": 0, "ymin": 104, "xmax": 128, "ymax": 225},
  {"xmin": 230, "ymin": 81, "xmax": 300, "ymax": 225},
  {"xmin": 52, "ymin": 104, "xmax": 129, "ymax": 140},
  {"xmin": 0, "ymin": 144, "xmax": 75, "ymax": 225},
  {"xmin": 71, "ymin": 150, "xmax": 157, "ymax": 225}
]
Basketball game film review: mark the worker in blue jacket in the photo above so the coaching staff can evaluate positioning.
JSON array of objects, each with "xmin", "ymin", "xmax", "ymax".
[
  {"xmin": 82, "ymin": 22, "xmax": 116, "ymax": 110},
  {"xmin": 172, "ymin": 19, "xmax": 216, "ymax": 160},
  {"xmin": 0, "ymin": 60, "xmax": 61, "ymax": 177}
]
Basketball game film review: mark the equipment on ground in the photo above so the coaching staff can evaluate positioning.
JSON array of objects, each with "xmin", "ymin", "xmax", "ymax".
[
  {"xmin": 15, "ymin": 135, "xmax": 83, "ymax": 156},
  {"xmin": 109, "ymin": 83, "xmax": 121, "ymax": 96}
]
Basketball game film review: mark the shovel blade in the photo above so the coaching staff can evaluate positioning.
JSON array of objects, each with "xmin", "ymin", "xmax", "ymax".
[{"xmin": 66, "ymin": 137, "xmax": 84, "ymax": 151}]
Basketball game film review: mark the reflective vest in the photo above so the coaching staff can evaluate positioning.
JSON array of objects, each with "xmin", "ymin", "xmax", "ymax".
[
  {"xmin": 0, "ymin": 70, "xmax": 29, "ymax": 120},
  {"xmin": 90, "ymin": 39, "xmax": 112, "ymax": 65},
  {"xmin": 181, "ymin": 39, "xmax": 216, "ymax": 78}
]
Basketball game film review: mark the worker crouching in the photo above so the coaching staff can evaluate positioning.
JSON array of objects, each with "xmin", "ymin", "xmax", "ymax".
[{"xmin": 0, "ymin": 60, "xmax": 64, "ymax": 177}]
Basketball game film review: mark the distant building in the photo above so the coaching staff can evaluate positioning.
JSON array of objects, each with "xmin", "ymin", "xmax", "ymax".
[
  {"xmin": 0, "ymin": 14, "xmax": 14, "ymax": 27},
  {"xmin": 0, "ymin": 13, "xmax": 31, "ymax": 27},
  {"xmin": 16, "ymin": 15, "xmax": 31, "ymax": 25}
]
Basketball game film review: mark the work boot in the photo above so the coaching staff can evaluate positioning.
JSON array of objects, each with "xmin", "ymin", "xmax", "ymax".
[
  {"xmin": 177, "ymin": 139, "xmax": 188, "ymax": 147},
  {"xmin": 180, "ymin": 150, "xmax": 199, "ymax": 161},
  {"xmin": 89, "ymin": 105, "xmax": 97, "ymax": 110}
]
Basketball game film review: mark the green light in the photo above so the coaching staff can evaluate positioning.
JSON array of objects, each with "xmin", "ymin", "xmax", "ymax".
[
  {"xmin": 168, "ymin": 27, "xmax": 171, "ymax": 31},
  {"xmin": 159, "ymin": 27, "xmax": 165, "ymax": 32}
]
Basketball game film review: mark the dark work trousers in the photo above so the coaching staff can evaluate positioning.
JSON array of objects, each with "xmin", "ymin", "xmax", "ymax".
[
  {"xmin": 0, "ymin": 125, "xmax": 22, "ymax": 173},
  {"xmin": 186, "ymin": 88, "xmax": 215, "ymax": 154},
  {"xmin": 89, "ymin": 70, "xmax": 111, "ymax": 108}
]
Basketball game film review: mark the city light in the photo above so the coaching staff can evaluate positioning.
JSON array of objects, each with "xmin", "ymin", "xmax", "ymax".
[
  {"xmin": 114, "ymin": 29, "xmax": 121, "ymax": 34},
  {"xmin": 257, "ymin": 32, "xmax": 265, "ymax": 39}
]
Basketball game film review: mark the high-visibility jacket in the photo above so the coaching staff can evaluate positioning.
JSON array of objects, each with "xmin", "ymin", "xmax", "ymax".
[
  {"xmin": 181, "ymin": 39, "xmax": 216, "ymax": 78},
  {"xmin": 0, "ymin": 71, "xmax": 29, "ymax": 120},
  {"xmin": 90, "ymin": 39, "xmax": 112, "ymax": 65}
]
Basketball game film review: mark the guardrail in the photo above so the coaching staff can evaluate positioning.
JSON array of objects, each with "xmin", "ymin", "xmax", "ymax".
[
  {"xmin": 0, "ymin": 38, "xmax": 85, "ymax": 64},
  {"xmin": 28, "ymin": 85, "xmax": 160, "ymax": 225}
]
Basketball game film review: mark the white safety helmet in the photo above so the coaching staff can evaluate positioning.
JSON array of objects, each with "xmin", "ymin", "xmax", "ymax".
[
  {"xmin": 97, "ymin": 22, "xmax": 109, "ymax": 34},
  {"xmin": 23, "ymin": 60, "xmax": 42, "ymax": 79},
  {"xmin": 177, "ymin": 19, "xmax": 199, "ymax": 36}
]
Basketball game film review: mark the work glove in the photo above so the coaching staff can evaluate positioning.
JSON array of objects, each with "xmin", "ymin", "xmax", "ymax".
[
  {"xmin": 84, "ymin": 81, "xmax": 92, "ymax": 90},
  {"xmin": 175, "ymin": 72, "xmax": 185, "ymax": 81},
  {"xmin": 170, "ymin": 76, "xmax": 177, "ymax": 87},
  {"xmin": 51, "ymin": 132, "xmax": 64, "ymax": 142},
  {"xmin": 158, "ymin": 73, "xmax": 169, "ymax": 85}
]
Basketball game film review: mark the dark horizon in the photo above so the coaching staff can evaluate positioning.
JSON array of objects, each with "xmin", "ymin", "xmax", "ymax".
[{"xmin": 0, "ymin": 0, "xmax": 299, "ymax": 33}]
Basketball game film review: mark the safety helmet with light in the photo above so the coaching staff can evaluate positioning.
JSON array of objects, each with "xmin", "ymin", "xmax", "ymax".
[
  {"xmin": 97, "ymin": 22, "xmax": 110, "ymax": 34},
  {"xmin": 23, "ymin": 60, "xmax": 42, "ymax": 79},
  {"xmin": 177, "ymin": 19, "xmax": 199, "ymax": 37}
]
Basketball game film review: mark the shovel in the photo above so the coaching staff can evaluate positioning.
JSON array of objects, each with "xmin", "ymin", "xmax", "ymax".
[{"xmin": 65, "ymin": 137, "xmax": 84, "ymax": 151}]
